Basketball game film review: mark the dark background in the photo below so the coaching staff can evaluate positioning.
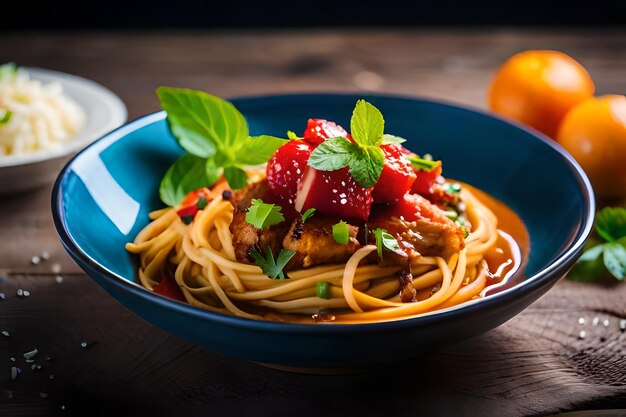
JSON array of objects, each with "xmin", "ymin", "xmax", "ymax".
[{"xmin": 5, "ymin": 0, "xmax": 626, "ymax": 29}]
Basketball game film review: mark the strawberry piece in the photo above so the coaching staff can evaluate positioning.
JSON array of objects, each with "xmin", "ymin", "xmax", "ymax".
[
  {"xmin": 372, "ymin": 144, "xmax": 417, "ymax": 203},
  {"xmin": 303, "ymin": 118, "xmax": 348, "ymax": 145},
  {"xmin": 294, "ymin": 166, "xmax": 373, "ymax": 221},
  {"xmin": 266, "ymin": 140, "xmax": 315, "ymax": 205},
  {"xmin": 411, "ymin": 161, "xmax": 443, "ymax": 196}
]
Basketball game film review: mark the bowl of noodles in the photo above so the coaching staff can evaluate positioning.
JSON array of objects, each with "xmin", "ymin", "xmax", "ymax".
[
  {"xmin": 51, "ymin": 92, "xmax": 594, "ymax": 370},
  {"xmin": 0, "ymin": 63, "xmax": 127, "ymax": 194}
]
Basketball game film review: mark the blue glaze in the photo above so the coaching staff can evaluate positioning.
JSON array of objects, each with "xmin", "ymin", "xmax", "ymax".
[{"xmin": 52, "ymin": 93, "xmax": 594, "ymax": 369}]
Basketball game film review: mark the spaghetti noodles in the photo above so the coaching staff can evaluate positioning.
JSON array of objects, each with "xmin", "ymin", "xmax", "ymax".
[{"xmin": 126, "ymin": 178, "xmax": 516, "ymax": 324}]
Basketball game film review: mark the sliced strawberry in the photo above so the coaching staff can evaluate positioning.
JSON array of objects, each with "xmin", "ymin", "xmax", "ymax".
[
  {"xmin": 411, "ymin": 161, "xmax": 443, "ymax": 196},
  {"xmin": 302, "ymin": 118, "xmax": 348, "ymax": 145},
  {"xmin": 266, "ymin": 140, "xmax": 315, "ymax": 205},
  {"xmin": 294, "ymin": 166, "xmax": 373, "ymax": 221},
  {"xmin": 372, "ymin": 144, "xmax": 417, "ymax": 203}
]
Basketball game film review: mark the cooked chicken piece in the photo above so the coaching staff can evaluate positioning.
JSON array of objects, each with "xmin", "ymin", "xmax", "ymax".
[
  {"xmin": 369, "ymin": 194, "xmax": 465, "ymax": 259},
  {"xmin": 283, "ymin": 217, "xmax": 361, "ymax": 269},
  {"xmin": 229, "ymin": 179, "xmax": 290, "ymax": 263}
]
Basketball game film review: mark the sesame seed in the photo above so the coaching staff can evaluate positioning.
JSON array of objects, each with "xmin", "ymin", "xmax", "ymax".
[
  {"xmin": 603, "ymin": 319, "xmax": 610, "ymax": 327},
  {"xmin": 31, "ymin": 255, "xmax": 41, "ymax": 265},
  {"xmin": 340, "ymin": 198, "xmax": 347, "ymax": 204},
  {"xmin": 80, "ymin": 341, "xmax": 88, "ymax": 348},
  {"xmin": 1, "ymin": 330, "xmax": 9, "ymax": 337},
  {"xmin": 578, "ymin": 330, "xmax": 586, "ymax": 339},
  {"xmin": 578, "ymin": 317, "xmax": 585, "ymax": 325},
  {"xmin": 55, "ymin": 275, "xmax": 64, "ymax": 283},
  {"xmin": 23, "ymin": 349, "xmax": 38, "ymax": 360},
  {"xmin": 16, "ymin": 289, "xmax": 23, "ymax": 297},
  {"xmin": 41, "ymin": 251, "xmax": 50, "ymax": 260},
  {"xmin": 10, "ymin": 357, "xmax": 15, "ymax": 362},
  {"xmin": 51, "ymin": 263, "xmax": 62, "ymax": 274},
  {"xmin": 23, "ymin": 290, "xmax": 30, "ymax": 297},
  {"xmin": 592, "ymin": 317, "xmax": 600, "ymax": 326},
  {"xmin": 11, "ymin": 367, "xmax": 20, "ymax": 380}
]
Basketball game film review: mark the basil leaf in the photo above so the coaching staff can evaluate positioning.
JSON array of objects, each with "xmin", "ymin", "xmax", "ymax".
[
  {"xmin": 308, "ymin": 137, "xmax": 356, "ymax": 171},
  {"xmin": 235, "ymin": 135, "xmax": 288, "ymax": 166},
  {"xmin": 332, "ymin": 221, "xmax": 350, "ymax": 244},
  {"xmin": 205, "ymin": 158, "xmax": 223, "ymax": 186},
  {"xmin": 350, "ymin": 99, "xmax": 384, "ymax": 147},
  {"xmin": 381, "ymin": 134, "xmax": 406, "ymax": 145},
  {"xmin": 603, "ymin": 241, "xmax": 626, "ymax": 280},
  {"xmin": 578, "ymin": 244, "xmax": 605, "ymax": 262},
  {"xmin": 160, "ymin": 154, "xmax": 209, "ymax": 206},
  {"xmin": 348, "ymin": 146, "xmax": 385, "ymax": 188},
  {"xmin": 595, "ymin": 207, "xmax": 626, "ymax": 242},
  {"xmin": 223, "ymin": 166, "xmax": 248, "ymax": 189},
  {"xmin": 157, "ymin": 87, "xmax": 248, "ymax": 157}
]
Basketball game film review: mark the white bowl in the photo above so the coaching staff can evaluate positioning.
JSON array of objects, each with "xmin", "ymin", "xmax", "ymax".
[{"xmin": 0, "ymin": 67, "xmax": 127, "ymax": 195}]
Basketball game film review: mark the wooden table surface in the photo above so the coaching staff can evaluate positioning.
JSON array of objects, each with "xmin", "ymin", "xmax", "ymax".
[{"xmin": 1, "ymin": 29, "xmax": 625, "ymax": 417}]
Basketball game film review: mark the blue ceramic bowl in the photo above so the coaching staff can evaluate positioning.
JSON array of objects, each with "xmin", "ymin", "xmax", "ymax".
[{"xmin": 52, "ymin": 93, "xmax": 594, "ymax": 370}]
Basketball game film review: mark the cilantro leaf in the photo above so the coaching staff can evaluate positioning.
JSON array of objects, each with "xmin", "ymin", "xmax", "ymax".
[
  {"xmin": 157, "ymin": 87, "xmax": 248, "ymax": 157},
  {"xmin": 234, "ymin": 135, "xmax": 287, "ymax": 166},
  {"xmin": 348, "ymin": 146, "xmax": 385, "ymax": 189},
  {"xmin": 250, "ymin": 246, "xmax": 295, "ymax": 279},
  {"xmin": 603, "ymin": 241, "xmax": 626, "ymax": 280},
  {"xmin": 308, "ymin": 137, "xmax": 355, "ymax": 171},
  {"xmin": 351, "ymin": 99, "xmax": 384, "ymax": 147},
  {"xmin": 381, "ymin": 134, "xmax": 406, "ymax": 145},
  {"xmin": 301, "ymin": 208, "xmax": 316, "ymax": 223},
  {"xmin": 595, "ymin": 207, "xmax": 626, "ymax": 242},
  {"xmin": 160, "ymin": 154, "xmax": 210, "ymax": 207},
  {"xmin": 245, "ymin": 199, "xmax": 285, "ymax": 229},
  {"xmin": 408, "ymin": 155, "xmax": 441, "ymax": 172},
  {"xmin": 332, "ymin": 221, "xmax": 350, "ymax": 244},
  {"xmin": 0, "ymin": 109, "xmax": 12, "ymax": 125},
  {"xmin": 373, "ymin": 228, "xmax": 401, "ymax": 260}
]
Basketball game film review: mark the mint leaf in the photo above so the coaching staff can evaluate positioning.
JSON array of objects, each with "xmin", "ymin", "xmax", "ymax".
[
  {"xmin": 301, "ymin": 208, "xmax": 316, "ymax": 223},
  {"xmin": 250, "ymin": 246, "xmax": 295, "ymax": 279},
  {"xmin": 595, "ymin": 207, "xmax": 626, "ymax": 242},
  {"xmin": 373, "ymin": 228, "xmax": 401, "ymax": 260},
  {"xmin": 578, "ymin": 244, "xmax": 605, "ymax": 262},
  {"xmin": 0, "ymin": 109, "xmax": 12, "ymax": 124},
  {"xmin": 603, "ymin": 241, "xmax": 626, "ymax": 280},
  {"xmin": 348, "ymin": 146, "xmax": 385, "ymax": 188},
  {"xmin": 224, "ymin": 166, "xmax": 248, "ymax": 189},
  {"xmin": 351, "ymin": 99, "xmax": 384, "ymax": 147},
  {"xmin": 381, "ymin": 134, "xmax": 406, "ymax": 145},
  {"xmin": 160, "ymin": 154, "xmax": 209, "ymax": 206},
  {"xmin": 332, "ymin": 221, "xmax": 350, "ymax": 244},
  {"xmin": 408, "ymin": 155, "xmax": 441, "ymax": 172},
  {"xmin": 156, "ymin": 87, "xmax": 248, "ymax": 158},
  {"xmin": 245, "ymin": 199, "xmax": 285, "ymax": 229},
  {"xmin": 234, "ymin": 135, "xmax": 287, "ymax": 166},
  {"xmin": 308, "ymin": 137, "xmax": 356, "ymax": 171}
]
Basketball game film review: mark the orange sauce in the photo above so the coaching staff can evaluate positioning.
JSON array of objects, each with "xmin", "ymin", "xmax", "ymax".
[{"xmin": 463, "ymin": 183, "xmax": 530, "ymax": 291}]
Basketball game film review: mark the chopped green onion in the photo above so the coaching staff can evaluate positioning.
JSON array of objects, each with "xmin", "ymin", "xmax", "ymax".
[
  {"xmin": 316, "ymin": 281, "xmax": 330, "ymax": 299},
  {"xmin": 301, "ymin": 208, "xmax": 316, "ymax": 223},
  {"xmin": 332, "ymin": 221, "xmax": 350, "ymax": 244}
]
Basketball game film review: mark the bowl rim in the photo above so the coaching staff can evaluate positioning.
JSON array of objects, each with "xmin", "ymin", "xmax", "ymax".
[
  {"xmin": 51, "ymin": 91, "xmax": 595, "ymax": 334},
  {"xmin": 0, "ymin": 66, "xmax": 127, "ymax": 168}
]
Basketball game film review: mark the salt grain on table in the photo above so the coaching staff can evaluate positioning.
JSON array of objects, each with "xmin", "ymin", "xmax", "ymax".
[
  {"xmin": 55, "ymin": 275, "xmax": 64, "ymax": 283},
  {"xmin": 51, "ymin": 263, "xmax": 62, "ymax": 274},
  {"xmin": 578, "ymin": 330, "xmax": 586, "ymax": 339},
  {"xmin": 31, "ymin": 255, "xmax": 41, "ymax": 265}
]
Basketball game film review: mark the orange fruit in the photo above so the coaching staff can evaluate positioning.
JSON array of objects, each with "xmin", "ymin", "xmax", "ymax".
[
  {"xmin": 556, "ymin": 95, "xmax": 626, "ymax": 199},
  {"xmin": 488, "ymin": 50, "xmax": 595, "ymax": 138}
]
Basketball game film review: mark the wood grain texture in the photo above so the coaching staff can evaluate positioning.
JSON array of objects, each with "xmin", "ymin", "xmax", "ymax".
[{"xmin": 0, "ymin": 29, "xmax": 625, "ymax": 416}]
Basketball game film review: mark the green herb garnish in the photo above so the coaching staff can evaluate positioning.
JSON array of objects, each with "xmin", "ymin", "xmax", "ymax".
[
  {"xmin": 316, "ymin": 281, "xmax": 331, "ymax": 299},
  {"xmin": 249, "ymin": 246, "xmax": 295, "ymax": 280},
  {"xmin": 196, "ymin": 194, "xmax": 208, "ymax": 210},
  {"xmin": 0, "ymin": 62, "xmax": 17, "ymax": 80},
  {"xmin": 0, "ymin": 109, "xmax": 12, "ymax": 125},
  {"xmin": 301, "ymin": 208, "xmax": 316, "ymax": 223},
  {"xmin": 381, "ymin": 134, "xmax": 406, "ymax": 145},
  {"xmin": 568, "ymin": 207, "xmax": 626, "ymax": 281},
  {"xmin": 408, "ymin": 155, "xmax": 441, "ymax": 172},
  {"xmin": 332, "ymin": 221, "xmax": 350, "ymax": 244},
  {"xmin": 308, "ymin": 100, "xmax": 402, "ymax": 188},
  {"xmin": 372, "ymin": 228, "xmax": 401, "ymax": 260},
  {"xmin": 245, "ymin": 199, "xmax": 285, "ymax": 230},
  {"xmin": 448, "ymin": 183, "xmax": 462, "ymax": 194},
  {"xmin": 156, "ymin": 87, "xmax": 288, "ymax": 206},
  {"xmin": 287, "ymin": 130, "xmax": 301, "ymax": 140}
]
